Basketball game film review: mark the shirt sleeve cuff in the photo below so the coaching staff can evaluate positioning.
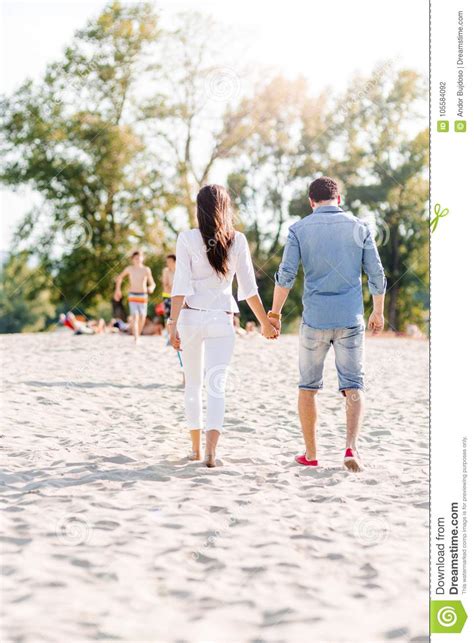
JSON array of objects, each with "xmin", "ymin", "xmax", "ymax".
[
  {"xmin": 171, "ymin": 283, "xmax": 195, "ymax": 296},
  {"xmin": 275, "ymin": 269, "xmax": 296, "ymax": 289},
  {"xmin": 368, "ymin": 277, "xmax": 387, "ymax": 295},
  {"xmin": 237, "ymin": 285, "xmax": 258, "ymax": 301}
]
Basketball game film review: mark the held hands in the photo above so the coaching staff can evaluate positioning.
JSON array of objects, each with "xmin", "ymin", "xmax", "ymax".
[
  {"xmin": 262, "ymin": 311, "xmax": 281, "ymax": 339},
  {"xmin": 262, "ymin": 319, "xmax": 279, "ymax": 340},
  {"xmin": 368, "ymin": 311, "xmax": 384, "ymax": 335},
  {"xmin": 267, "ymin": 315, "xmax": 281, "ymax": 335}
]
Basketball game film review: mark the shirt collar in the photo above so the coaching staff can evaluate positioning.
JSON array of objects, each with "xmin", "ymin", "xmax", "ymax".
[{"xmin": 313, "ymin": 205, "xmax": 343, "ymax": 214}]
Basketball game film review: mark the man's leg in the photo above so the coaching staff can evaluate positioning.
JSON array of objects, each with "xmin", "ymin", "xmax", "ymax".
[
  {"xmin": 298, "ymin": 389, "xmax": 318, "ymax": 461},
  {"xmin": 130, "ymin": 313, "xmax": 139, "ymax": 342},
  {"xmin": 297, "ymin": 324, "xmax": 330, "ymax": 464},
  {"xmin": 342, "ymin": 388, "xmax": 365, "ymax": 450},
  {"xmin": 138, "ymin": 314, "xmax": 147, "ymax": 335},
  {"xmin": 333, "ymin": 325, "xmax": 365, "ymax": 470}
]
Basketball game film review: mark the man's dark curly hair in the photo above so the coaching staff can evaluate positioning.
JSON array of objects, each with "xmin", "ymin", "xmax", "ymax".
[{"xmin": 308, "ymin": 176, "xmax": 339, "ymax": 202}]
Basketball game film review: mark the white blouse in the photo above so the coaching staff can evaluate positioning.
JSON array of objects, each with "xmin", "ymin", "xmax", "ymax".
[{"xmin": 171, "ymin": 229, "xmax": 258, "ymax": 312}]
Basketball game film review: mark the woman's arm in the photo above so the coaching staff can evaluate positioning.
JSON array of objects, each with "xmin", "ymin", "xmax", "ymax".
[
  {"xmin": 235, "ymin": 234, "xmax": 277, "ymax": 339},
  {"xmin": 168, "ymin": 295, "xmax": 185, "ymax": 349},
  {"xmin": 169, "ymin": 232, "xmax": 195, "ymax": 349}
]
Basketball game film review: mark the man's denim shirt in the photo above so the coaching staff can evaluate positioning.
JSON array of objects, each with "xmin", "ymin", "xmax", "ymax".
[{"xmin": 275, "ymin": 206, "xmax": 386, "ymax": 329}]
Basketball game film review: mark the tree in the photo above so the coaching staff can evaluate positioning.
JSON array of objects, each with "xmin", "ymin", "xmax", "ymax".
[
  {"xmin": 0, "ymin": 1, "xmax": 165, "ymax": 310},
  {"xmin": 1, "ymin": 2, "xmax": 428, "ymax": 333},
  {"xmin": 0, "ymin": 253, "xmax": 55, "ymax": 333}
]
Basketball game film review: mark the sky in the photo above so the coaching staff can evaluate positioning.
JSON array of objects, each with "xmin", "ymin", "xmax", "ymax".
[{"xmin": 0, "ymin": 0, "xmax": 429, "ymax": 251}]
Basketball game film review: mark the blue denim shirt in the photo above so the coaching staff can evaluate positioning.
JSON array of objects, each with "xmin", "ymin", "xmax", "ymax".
[{"xmin": 275, "ymin": 206, "xmax": 386, "ymax": 329}]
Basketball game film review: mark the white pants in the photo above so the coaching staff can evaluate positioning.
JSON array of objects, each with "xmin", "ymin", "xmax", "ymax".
[{"xmin": 177, "ymin": 309, "xmax": 236, "ymax": 432}]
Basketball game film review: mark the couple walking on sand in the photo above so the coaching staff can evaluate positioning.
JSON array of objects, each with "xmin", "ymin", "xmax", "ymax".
[{"xmin": 169, "ymin": 176, "xmax": 386, "ymax": 469}]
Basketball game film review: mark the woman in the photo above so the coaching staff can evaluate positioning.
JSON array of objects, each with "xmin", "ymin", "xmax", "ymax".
[{"xmin": 169, "ymin": 185, "xmax": 277, "ymax": 467}]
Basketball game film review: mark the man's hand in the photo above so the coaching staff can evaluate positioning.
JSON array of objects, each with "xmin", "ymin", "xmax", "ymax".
[
  {"xmin": 113, "ymin": 290, "xmax": 122, "ymax": 302},
  {"xmin": 261, "ymin": 319, "xmax": 279, "ymax": 339},
  {"xmin": 368, "ymin": 311, "xmax": 384, "ymax": 335}
]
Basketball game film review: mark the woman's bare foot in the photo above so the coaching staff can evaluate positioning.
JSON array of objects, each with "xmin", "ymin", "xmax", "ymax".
[
  {"xmin": 189, "ymin": 429, "xmax": 201, "ymax": 461},
  {"xmin": 204, "ymin": 430, "xmax": 220, "ymax": 468},
  {"xmin": 204, "ymin": 453, "xmax": 216, "ymax": 468}
]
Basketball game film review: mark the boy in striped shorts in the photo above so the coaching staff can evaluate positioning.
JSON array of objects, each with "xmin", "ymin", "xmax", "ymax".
[{"xmin": 114, "ymin": 251, "xmax": 156, "ymax": 344}]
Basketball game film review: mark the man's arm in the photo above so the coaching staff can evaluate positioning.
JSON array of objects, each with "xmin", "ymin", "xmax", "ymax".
[
  {"xmin": 362, "ymin": 227, "xmax": 386, "ymax": 334},
  {"xmin": 269, "ymin": 229, "xmax": 301, "ymax": 332},
  {"xmin": 368, "ymin": 294, "xmax": 385, "ymax": 334},
  {"xmin": 114, "ymin": 267, "xmax": 129, "ymax": 301},
  {"xmin": 146, "ymin": 267, "xmax": 156, "ymax": 294},
  {"xmin": 270, "ymin": 285, "xmax": 291, "ymax": 322}
]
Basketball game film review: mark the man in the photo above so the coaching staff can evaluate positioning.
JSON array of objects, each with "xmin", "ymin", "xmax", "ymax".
[
  {"xmin": 114, "ymin": 250, "xmax": 156, "ymax": 344},
  {"xmin": 161, "ymin": 254, "xmax": 176, "ymax": 319},
  {"xmin": 268, "ymin": 176, "xmax": 386, "ymax": 471}
]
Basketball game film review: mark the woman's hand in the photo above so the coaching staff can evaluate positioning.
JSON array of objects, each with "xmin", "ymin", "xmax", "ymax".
[
  {"xmin": 168, "ymin": 323, "xmax": 181, "ymax": 350},
  {"xmin": 261, "ymin": 320, "xmax": 279, "ymax": 340}
]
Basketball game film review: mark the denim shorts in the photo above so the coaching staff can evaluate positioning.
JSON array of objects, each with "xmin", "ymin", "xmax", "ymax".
[{"xmin": 299, "ymin": 322, "xmax": 365, "ymax": 393}]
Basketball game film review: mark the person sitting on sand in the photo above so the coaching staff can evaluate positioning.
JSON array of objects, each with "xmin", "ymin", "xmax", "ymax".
[
  {"xmin": 60, "ymin": 312, "xmax": 106, "ymax": 335},
  {"xmin": 108, "ymin": 317, "xmax": 130, "ymax": 333},
  {"xmin": 141, "ymin": 316, "xmax": 164, "ymax": 336},
  {"xmin": 268, "ymin": 176, "xmax": 386, "ymax": 472},
  {"xmin": 245, "ymin": 320, "xmax": 258, "ymax": 336},
  {"xmin": 233, "ymin": 314, "xmax": 247, "ymax": 337},
  {"xmin": 169, "ymin": 184, "xmax": 277, "ymax": 468},
  {"xmin": 114, "ymin": 251, "xmax": 156, "ymax": 344}
]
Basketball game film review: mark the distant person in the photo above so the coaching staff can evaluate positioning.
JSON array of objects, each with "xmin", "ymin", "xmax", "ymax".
[
  {"xmin": 141, "ymin": 317, "xmax": 164, "ymax": 336},
  {"xmin": 233, "ymin": 313, "xmax": 246, "ymax": 337},
  {"xmin": 109, "ymin": 317, "xmax": 130, "ymax": 333},
  {"xmin": 114, "ymin": 251, "xmax": 156, "ymax": 344},
  {"xmin": 59, "ymin": 312, "xmax": 106, "ymax": 335},
  {"xmin": 111, "ymin": 295, "xmax": 127, "ymax": 322},
  {"xmin": 245, "ymin": 321, "xmax": 258, "ymax": 335},
  {"xmin": 162, "ymin": 254, "xmax": 176, "ymax": 319},
  {"xmin": 269, "ymin": 176, "xmax": 386, "ymax": 471}
]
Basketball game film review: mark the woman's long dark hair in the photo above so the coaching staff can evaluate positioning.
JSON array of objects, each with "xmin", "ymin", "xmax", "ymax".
[{"xmin": 197, "ymin": 184, "xmax": 235, "ymax": 277}]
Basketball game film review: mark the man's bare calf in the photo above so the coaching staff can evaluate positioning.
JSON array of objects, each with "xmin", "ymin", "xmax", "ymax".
[{"xmin": 298, "ymin": 389, "xmax": 318, "ymax": 461}]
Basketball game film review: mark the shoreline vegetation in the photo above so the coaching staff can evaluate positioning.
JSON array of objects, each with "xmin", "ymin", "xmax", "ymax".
[{"xmin": 0, "ymin": 2, "xmax": 428, "ymax": 335}]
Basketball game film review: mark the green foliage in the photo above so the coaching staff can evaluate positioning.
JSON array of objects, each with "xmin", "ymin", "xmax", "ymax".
[
  {"xmin": 0, "ymin": 253, "xmax": 55, "ymax": 333},
  {"xmin": 0, "ymin": 1, "xmax": 165, "ymax": 314},
  {"xmin": 0, "ymin": 4, "xmax": 428, "ymax": 333}
]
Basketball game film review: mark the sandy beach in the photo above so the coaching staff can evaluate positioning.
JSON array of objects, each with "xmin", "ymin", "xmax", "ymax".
[{"xmin": 1, "ymin": 332, "xmax": 428, "ymax": 643}]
